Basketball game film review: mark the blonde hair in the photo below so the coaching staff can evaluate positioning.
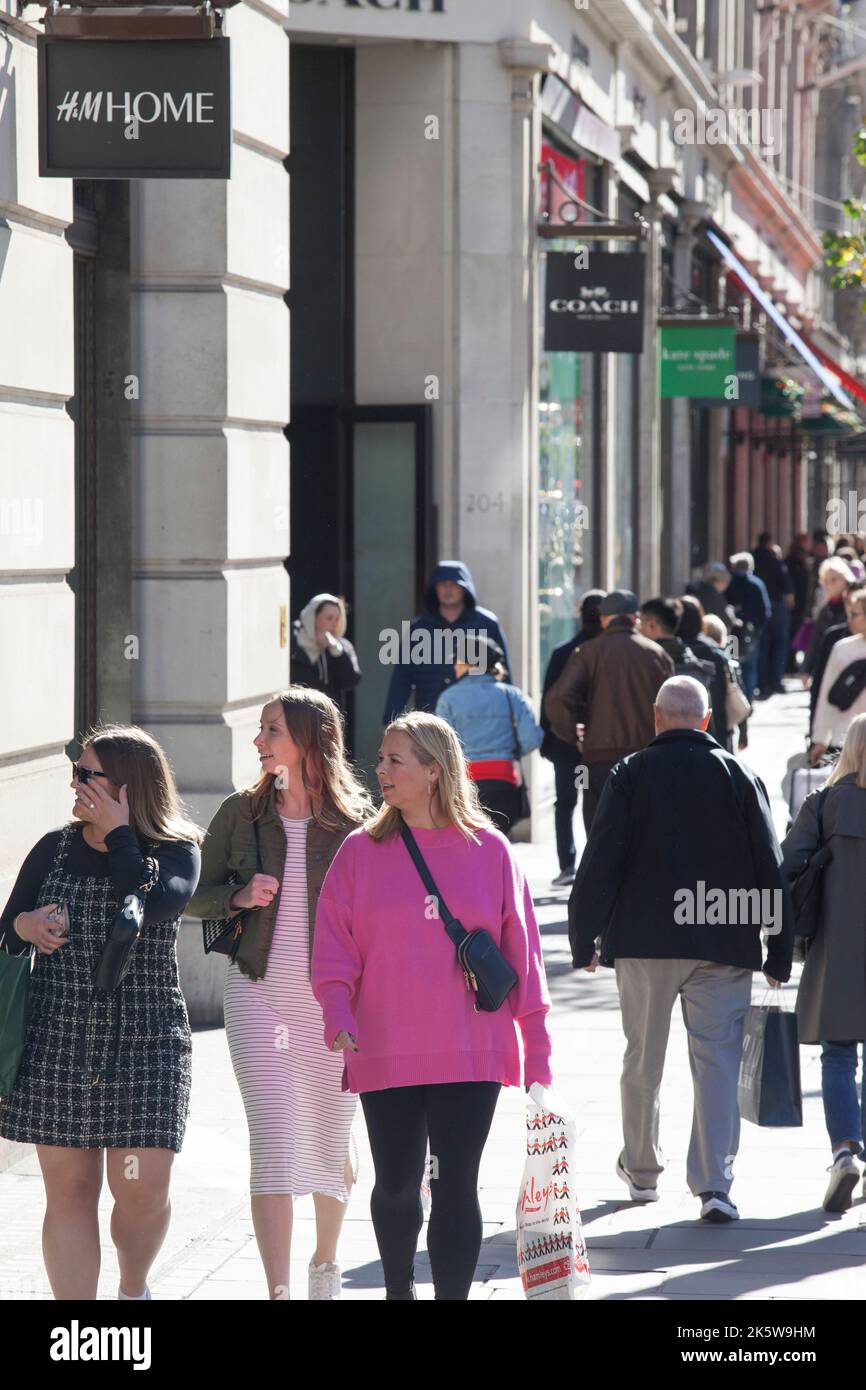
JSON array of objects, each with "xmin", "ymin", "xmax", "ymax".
[
  {"xmin": 702, "ymin": 614, "xmax": 727, "ymax": 645},
  {"xmin": 83, "ymin": 724, "xmax": 204, "ymax": 845},
  {"xmin": 365, "ymin": 712, "xmax": 495, "ymax": 843},
  {"xmin": 820, "ymin": 556, "xmax": 855, "ymax": 586},
  {"xmin": 245, "ymin": 686, "xmax": 373, "ymax": 831},
  {"xmin": 847, "ymin": 586, "xmax": 866, "ymax": 618},
  {"xmin": 828, "ymin": 713, "xmax": 866, "ymax": 790}
]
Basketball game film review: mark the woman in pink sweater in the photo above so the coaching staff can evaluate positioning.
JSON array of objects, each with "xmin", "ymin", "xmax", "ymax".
[{"xmin": 312, "ymin": 711, "xmax": 553, "ymax": 1300}]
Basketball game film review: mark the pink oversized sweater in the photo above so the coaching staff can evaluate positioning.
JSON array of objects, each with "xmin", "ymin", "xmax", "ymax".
[{"xmin": 311, "ymin": 823, "xmax": 553, "ymax": 1094}]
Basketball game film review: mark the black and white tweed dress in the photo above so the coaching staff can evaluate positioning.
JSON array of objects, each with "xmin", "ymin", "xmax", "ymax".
[{"xmin": 0, "ymin": 824, "xmax": 193, "ymax": 1151}]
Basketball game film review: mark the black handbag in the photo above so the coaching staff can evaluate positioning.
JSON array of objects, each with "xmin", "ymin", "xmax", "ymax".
[
  {"xmin": 400, "ymin": 823, "xmax": 518, "ymax": 1012},
  {"xmin": 505, "ymin": 690, "xmax": 531, "ymax": 823},
  {"xmin": 787, "ymin": 787, "xmax": 833, "ymax": 942},
  {"xmin": 79, "ymin": 852, "xmax": 160, "ymax": 1079},
  {"xmin": 93, "ymin": 855, "xmax": 159, "ymax": 992},
  {"xmin": 202, "ymin": 817, "xmax": 262, "ymax": 959},
  {"xmin": 827, "ymin": 658, "xmax": 866, "ymax": 711}
]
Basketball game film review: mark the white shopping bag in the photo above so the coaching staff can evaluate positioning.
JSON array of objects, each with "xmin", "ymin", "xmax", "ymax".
[{"xmin": 516, "ymin": 1083, "xmax": 591, "ymax": 1300}]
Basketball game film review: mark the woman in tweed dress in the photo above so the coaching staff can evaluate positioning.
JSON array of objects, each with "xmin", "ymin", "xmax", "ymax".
[{"xmin": 0, "ymin": 726, "xmax": 201, "ymax": 1301}]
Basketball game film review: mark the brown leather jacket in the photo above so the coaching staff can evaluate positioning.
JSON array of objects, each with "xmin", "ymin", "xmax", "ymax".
[
  {"xmin": 543, "ymin": 622, "xmax": 674, "ymax": 764},
  {"xmin": 188, "ymin": 789, "xmax": 358, "ymax": 981}
]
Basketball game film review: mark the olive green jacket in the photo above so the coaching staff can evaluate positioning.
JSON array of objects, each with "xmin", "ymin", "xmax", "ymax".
[{"xmin": 187, "ymin": 790, "xmax": 357, "ymax": 981}]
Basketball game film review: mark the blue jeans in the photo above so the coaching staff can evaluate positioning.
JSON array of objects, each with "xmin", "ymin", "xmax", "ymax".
[
  {"xmin": 820, "ymin": 1041, "xmax": 866, "ymax": 1152},
  {"xmin": 553, "ymin": 758, "xmax": 579, "ymax": 871},
  {"xmin": 758, "ymin": 601, "xmax": 790, "ymax": 692},
  {"xmin": 740, "ymin": 649, "xmax": 760, "ymax": 703}
]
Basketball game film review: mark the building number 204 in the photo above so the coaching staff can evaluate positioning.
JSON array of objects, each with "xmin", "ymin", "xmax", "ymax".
[{"xmin": 466, "ymin": 492, "xmax": 505, "ymax": 515}]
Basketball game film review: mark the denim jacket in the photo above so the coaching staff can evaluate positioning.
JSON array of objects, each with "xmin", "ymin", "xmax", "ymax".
[{"xmin": 435, "ymin": 674, "xmax": 544, "ymax": 762}]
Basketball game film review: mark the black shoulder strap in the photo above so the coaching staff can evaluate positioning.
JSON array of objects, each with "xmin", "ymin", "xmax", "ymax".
[
  {"xmin": 399, "ymin": 823, "xmax": 466, "ymax": 948},
  {"xmin": 815, "ymin": 785, "xmax": 829, "ymax": 845}
]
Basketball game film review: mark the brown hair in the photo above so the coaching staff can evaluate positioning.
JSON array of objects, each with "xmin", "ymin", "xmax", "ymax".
[
  {"xmin": 365, "ymin": 712, "xmax": 495, "ymax": 843},
  {"xmin": 82, "ymin": 724, "xmax": 204, "ymax": 845},
  {"xmin": 245, "ymin": 686, "xmax": 373, "ymax": 831}
]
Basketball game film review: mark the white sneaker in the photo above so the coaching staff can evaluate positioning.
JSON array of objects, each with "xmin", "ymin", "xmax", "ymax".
[
  {"xmin": 308, "ymin": 1258, "xmax": 341, "ymax": 1300},
  {"xmin": 699, "ymin": 1191, "xmax": 739, "ymax": 1223},
  {"xmin": 118, "ymin": 1285, "xmax": 152, "ymax": 1300},
  {"xmin": 616, "ymin": 1155, "xmax": 659, "ymax": 1203},
  {"xmin": 823, "ymin": 1153, "xmax": 860, "ymax": 1213},
  {"xmin": 550, "ymin": 869, "xmax": 576, "ymax": 888}
]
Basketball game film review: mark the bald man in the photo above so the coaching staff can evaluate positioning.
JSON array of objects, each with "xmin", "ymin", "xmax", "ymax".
[{"xmin": 568, "ymin": 676, "xmax": 793, "ymax": 1224}]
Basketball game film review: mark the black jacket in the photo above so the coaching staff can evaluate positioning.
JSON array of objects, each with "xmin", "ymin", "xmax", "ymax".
[
  {"xmin": 688, "ymin": 635, "xmax": 731, "ymax": 750},
  {"xmin": 752, "ymin": 546, "xmax": 794, "ymax": 605},
  {"xmin": 568, "ymin": 729, "xmax": 793, "ymax": 980},
  {"xmin": 539, "ymin": 625, "xmax": 600, "ymax": 763},
  {"xmin": 809, "ymin": 622, "xmax": 850, "ymax": 736},
  {"xmin": 290, "ymin": 631, "xmax": 361, "ymax": 711}
]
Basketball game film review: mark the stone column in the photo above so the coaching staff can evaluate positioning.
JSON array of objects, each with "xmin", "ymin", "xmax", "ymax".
[{"xmin": 129, "ymin": 4, "xmax": 290, "ymax": 1021}]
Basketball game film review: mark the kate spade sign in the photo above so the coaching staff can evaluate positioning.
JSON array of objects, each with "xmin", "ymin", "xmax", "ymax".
[
  {"xmin": 544, "ymin": 251, "xmax": 645, "ymax": 353},
  {"xmin": 38, "ymin": 38, "xmax": 231, "ymax": 179}
]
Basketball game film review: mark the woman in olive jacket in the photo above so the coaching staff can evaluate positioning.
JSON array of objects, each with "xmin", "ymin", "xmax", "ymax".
[
  {"xmin": 782, "ymin": 713, "xmax": 866, "ymax": 1213},
  {"xmin": 188, "ymin": 687, "xmax": 372, "ymax": 1299}
]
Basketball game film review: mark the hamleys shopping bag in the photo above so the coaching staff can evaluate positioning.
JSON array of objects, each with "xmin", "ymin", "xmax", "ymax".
[{"xmin": 516, "ymin": 1084, "xmax": 591, "ymax": 1300}]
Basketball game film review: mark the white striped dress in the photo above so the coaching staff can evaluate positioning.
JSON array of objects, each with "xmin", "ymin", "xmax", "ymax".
[{"xmin": 223, "ymin": 816, "xmax": 356, "ymax": 1197}]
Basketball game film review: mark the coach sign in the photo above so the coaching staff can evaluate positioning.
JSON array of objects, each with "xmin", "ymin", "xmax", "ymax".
[
  {"xmin": 544, "ymin": 251, "xmax": 645, "ymax": 354},
  {"xmin": 38, "ymin": 39, "xmax": 231, "ymax": 178}
]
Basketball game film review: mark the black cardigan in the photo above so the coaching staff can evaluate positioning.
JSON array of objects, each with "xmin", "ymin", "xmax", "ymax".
[{"xmin": 0, "ymin": 824, "xmax": 200, "ymax": 954}]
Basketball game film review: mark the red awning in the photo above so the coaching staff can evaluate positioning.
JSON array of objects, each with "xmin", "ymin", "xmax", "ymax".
[{"xmin": 800, "ymin": 334, "xmax": 866, "ymax": 406}]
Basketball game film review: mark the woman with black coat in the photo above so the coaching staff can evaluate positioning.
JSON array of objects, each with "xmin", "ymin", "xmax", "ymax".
[
  {"xmin": 539, "ymin": 590, "xmax": 605, "ymax": 886},
  {"xmin": 291, "ymin": 594, "xmax": 361, "ymax": 714}
]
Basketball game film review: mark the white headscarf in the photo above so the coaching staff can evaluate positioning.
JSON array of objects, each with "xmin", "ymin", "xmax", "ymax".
[{"xmin": 295, "ymin": 593, "xmax": 347, "ymax": 666}]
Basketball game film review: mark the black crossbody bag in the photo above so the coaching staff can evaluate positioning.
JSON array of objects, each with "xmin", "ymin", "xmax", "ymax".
[
  {"xmin": 202, "ymin": 817, "xmax": 263, "ymax": 960},
  {"xmin": 827, "ymin": 658, "xmax": 866, "ymax": 711},
  {"xmin": 400, "ymin": 823, "xmax": 518, "ymax": 1012}
]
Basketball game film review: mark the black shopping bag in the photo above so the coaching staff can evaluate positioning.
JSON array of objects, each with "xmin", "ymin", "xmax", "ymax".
[{"xmin": 738, "ymin": 996, "xmax": 802, "ymax": 1127}]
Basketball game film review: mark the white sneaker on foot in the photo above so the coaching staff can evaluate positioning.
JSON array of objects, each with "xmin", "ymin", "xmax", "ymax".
[
  {"xmin": 118, "ymin": 1285, "xmax": 152, "ymax": 1300},
  {"xmin": 823, "ymin": 1152, "xmax": 860, "ymax": 1213},
  {"xmin": 308, "ymin": 1258, "xmax": 341, "ymax": 1300},
  {"xmin": 616, "ymin": 1155, "xmax": 659, "ymax": 1203},
  {"xmin": 699, "ymin": 1191, "xmax": 739, "ymax": 1222}
]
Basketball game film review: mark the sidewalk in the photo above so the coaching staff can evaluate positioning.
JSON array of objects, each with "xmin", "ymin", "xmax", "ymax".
[{"xmin": 3, "ymin": 687, "xmax": 865, "ymax": 1301}]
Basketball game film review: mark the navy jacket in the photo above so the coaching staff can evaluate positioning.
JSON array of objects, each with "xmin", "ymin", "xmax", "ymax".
[
  {"xmin": 726, "ymin": 572, "xmax": 771, "ymax": 633},
  {"xmin": 568, "ymin": 728, "xmax": 793, "ymax": 980},
  {"xmin": 382, "ymin": 561, "xmax": 511, "ymax": 722}
]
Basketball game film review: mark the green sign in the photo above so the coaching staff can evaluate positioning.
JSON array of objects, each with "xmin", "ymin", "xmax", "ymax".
[{"xmin": 659, "ymin": 325, "xmax": 736, "ymax": 398}]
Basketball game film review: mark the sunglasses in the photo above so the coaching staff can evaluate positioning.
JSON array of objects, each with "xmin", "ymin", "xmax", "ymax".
[{"xmin": 70, "ymin": 761, "xmax": 111, "ymax": 786}]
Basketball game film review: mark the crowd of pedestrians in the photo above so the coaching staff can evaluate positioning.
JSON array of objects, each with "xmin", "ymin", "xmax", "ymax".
[{"xmin": 1, "ymin": 536, "xmax": 866, "ymax": 1302}]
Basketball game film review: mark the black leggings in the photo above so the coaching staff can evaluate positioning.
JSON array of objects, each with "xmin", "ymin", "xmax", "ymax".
[{"xmin": 359, "ymin": 1081, "xmax": 501, "ymax": 1300}]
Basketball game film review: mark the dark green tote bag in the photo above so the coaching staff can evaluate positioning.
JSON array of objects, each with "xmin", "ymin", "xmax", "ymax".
[{"xmin": 0, "ymin": 946, "xmax": 33, "ymax": 1102}]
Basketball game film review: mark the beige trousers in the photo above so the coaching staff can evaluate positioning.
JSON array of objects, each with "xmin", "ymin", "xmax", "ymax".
[{"xmin": 615, "ymin": 957, "xmax": 753, "ymax": 1196}]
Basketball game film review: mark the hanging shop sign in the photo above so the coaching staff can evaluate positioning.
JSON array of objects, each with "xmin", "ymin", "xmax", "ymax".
[
  {"xmin": 659, "ymin": 323, "xmax": 736, "ymax": 399},
  {"xmin": 544, "ymin": 251, "xmax": 645, "ymax": 354},
  {"xmin": 693, "ymin": 335, "xmax": 761, "ymax": 409},
  {"xmin": 38, "ymin": 38, "xmax": 231, "ymax": 179}
]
